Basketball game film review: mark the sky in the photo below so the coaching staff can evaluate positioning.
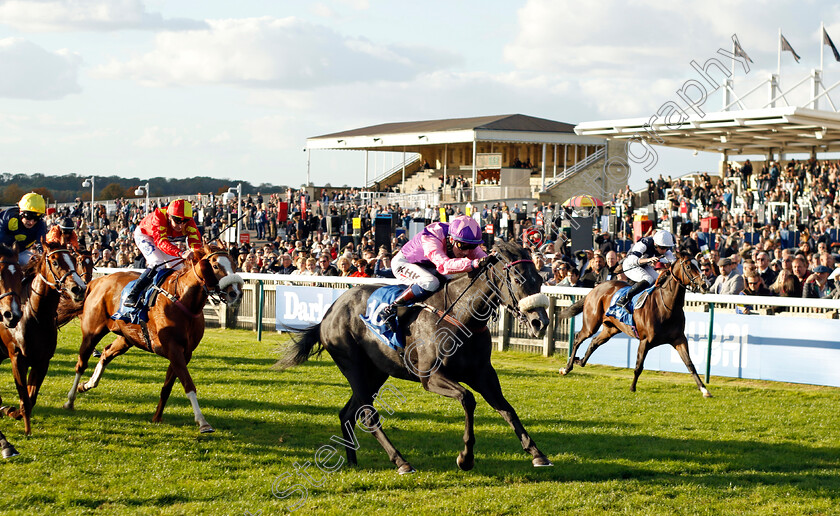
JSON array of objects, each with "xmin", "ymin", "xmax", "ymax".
[{"xmin": 1, "ymin": 0, "xmax": 840, "ymax": 192}]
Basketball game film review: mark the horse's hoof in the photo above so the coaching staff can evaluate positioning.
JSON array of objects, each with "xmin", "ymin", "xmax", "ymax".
[
  {"xmin": 532, "ymin": 456, "xmax": 553, "ymax": 467},
  {"xmin": 702, "ymin": 391, "xmax": 713, "ymax": 398},
  {"xmin": 559, "ymin": 368, "xmax": 568, "ymax": 375},
  {"xmin": 456, "ymin": 452, "xmax": 474, "ymax": 471},
  {"xmin": 63, "ymin": 401, "xmax": 74, "ymax": 410},
  {"xmin": 1, "ymin": 445, "xmax": 19, "ymax": 459},
  {"xmin": 77, "ymin": 385, "xmax": 88, "ymax": 393},
  {"xmin": 199, "ymin": 424, "xmax": 215, "ymax": 434},
  {"xmin": 397, "ymin": 463, "xmax": 416, "ymax": 475}
]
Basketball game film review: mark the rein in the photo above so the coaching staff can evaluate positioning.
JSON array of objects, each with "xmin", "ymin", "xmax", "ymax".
[{"xmin": 32, "ymin": 249, "xmax": 76, "ymax": 297}]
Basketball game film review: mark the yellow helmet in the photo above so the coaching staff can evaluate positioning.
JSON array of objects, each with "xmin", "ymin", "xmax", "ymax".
[{"xmin": 18, "ymin": 192, "xmax": 46, "ymax": 216}]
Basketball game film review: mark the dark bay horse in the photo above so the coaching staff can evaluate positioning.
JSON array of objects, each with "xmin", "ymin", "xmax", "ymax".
[
  {"xmin": 0, "ymin": 242, "xmax": 86, "ymax": 436},
  {"xmin": 0, "ymin": 245, "xmax": 24, "ymax": 457},
  {"xmin": 75, "ymin": 249, "xmax": 94, "ymax": 284},
  {"xmin": 558, "ymin": 252, "xmax": 711, "ymax": 397},
  {"xmin": 57, "ymin": 245, "xmax": 243, "ymax": 433},
  {"xmin": 280, "ymin": 240, "xmax": 553, "ymax": 474}
]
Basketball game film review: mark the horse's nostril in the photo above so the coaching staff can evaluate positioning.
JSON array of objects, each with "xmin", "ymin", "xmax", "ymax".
[{"xmin": 3, "ymin": 311, "xmax": 11, "ymax": 321}]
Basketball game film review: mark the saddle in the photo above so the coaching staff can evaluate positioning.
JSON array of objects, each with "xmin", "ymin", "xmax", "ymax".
[
  {"xmin": 604, "ymin": 284, "xmax": 656, "ymax": 334},
  {"xmin": 110, "ymin": 268, "xmax": 176, "ymax": 325}
]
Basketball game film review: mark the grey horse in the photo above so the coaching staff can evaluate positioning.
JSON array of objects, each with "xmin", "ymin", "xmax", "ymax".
[{"xmin": 279, "ymin": 240, "xmax": 553, "ymax": 474}]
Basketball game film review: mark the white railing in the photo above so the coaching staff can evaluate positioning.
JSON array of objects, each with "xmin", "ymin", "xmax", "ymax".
[
  {"xmin": 541, "ymin": 145, "xmax": 606, "ymax": 192},
  {"xmin": 367, "ymin": 154, "xmax": 422, "ymax": 187},
  {"xmin": 89, "ymin": 270, "xmax": 840, "ymax": 387}
]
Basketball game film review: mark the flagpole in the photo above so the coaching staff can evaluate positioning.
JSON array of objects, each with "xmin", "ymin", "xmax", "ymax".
[{"xmin": 777, "ymin": 27, "xmax": 782, "ymax": 76}]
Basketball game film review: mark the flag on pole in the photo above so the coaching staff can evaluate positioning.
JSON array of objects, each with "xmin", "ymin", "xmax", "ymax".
[
  {"xmin": 824, "ymin": 27, "xmax": 840, "ymax": 62},
  {"xmin": 780, "ymin": 33, "xmax": 801, "ymax": 62},
  {"xmin": 733, "ymin": 36, "xmax": 753, "ymax": 63}
]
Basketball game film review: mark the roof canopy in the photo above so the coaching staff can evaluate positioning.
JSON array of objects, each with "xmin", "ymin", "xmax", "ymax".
[
  {"xmin": 307, "ymin": 114, "xmax": 604, "ymax": 151},
  {"xmin": 575, "ymin": 106, "xmax": 840, "ymax": 155}
]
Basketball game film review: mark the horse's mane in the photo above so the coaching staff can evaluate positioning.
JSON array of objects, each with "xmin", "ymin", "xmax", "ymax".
[
  {"xmin": 0, "ymin": 244, "xmax": 17, "ymax": 259},
  {"xmin": 491, "ymin": 239, "xmax": 530, "ymax": 260},
  {"xmin": 21, "ymin": 249, "xmax": 44, "ymax": 278}
]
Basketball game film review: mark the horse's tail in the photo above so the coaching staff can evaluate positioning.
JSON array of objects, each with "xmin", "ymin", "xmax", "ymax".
[
  {"xmin": 276, "ymin": 323, "xmax": 324, "ymax": 369},
  {"xmin": 55, "ymin": 291, "xmax": 87, "ymax": 329},
  {"xmin": 559, "ymin": 298, "xmax": 585, "ymax": 319}
]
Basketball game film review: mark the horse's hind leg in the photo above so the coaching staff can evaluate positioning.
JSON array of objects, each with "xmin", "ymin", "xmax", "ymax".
[
  {"xmin": 559, "ymin": 311, "xmax": 602, "ymax": 375},
  {"xmin": 338, "ymin": 396, "xmax": 362, "ymax": 466},
  {"xmin": 423, "ymin": 374, "xmax": 478, "ymax": 471},
  {"xmin": 466, "ymin": 365, "xmax": 551, "ymax": 468},
  {"xmin": 0, "ymin": 429, "xmax": 18, "ymax": 458},
  {"xmin": 577, "ymin": 324, "xmax": 621, "ymax": 367},
  {"xmin": 672, "ymin": 335, "xmax": 712, "ymax": 398}
]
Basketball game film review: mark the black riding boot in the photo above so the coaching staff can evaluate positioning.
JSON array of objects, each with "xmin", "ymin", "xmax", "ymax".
[
  {"xmin": 380, "ymin": 285, "xmax": 430, "ymax": 330},
  {"xmin": 617, "ymin": 280, "xmax": 651, "ymax": 309},
  {"xmin": 124, "ymin": 267, "xmax": 155, "ymax": 308}
]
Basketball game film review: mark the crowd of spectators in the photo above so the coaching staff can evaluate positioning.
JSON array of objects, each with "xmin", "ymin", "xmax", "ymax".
[{"xmin": 39, "ymin": 157, "xmax": 840, "ymax": 305}]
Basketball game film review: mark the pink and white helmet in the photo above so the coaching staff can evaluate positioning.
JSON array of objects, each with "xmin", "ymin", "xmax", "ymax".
[{"xmin": 448, "ymin": 215, "xmax": 483, "ymax": 245}]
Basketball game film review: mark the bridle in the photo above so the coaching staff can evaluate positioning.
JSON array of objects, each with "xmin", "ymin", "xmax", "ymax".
[
  {"xmin": 35, "ymin": 248, "xmax": 78, "ymax": 295},
  {"xmin": 0, "ymin": 259, "xmax": 22, "ymax": 305}
]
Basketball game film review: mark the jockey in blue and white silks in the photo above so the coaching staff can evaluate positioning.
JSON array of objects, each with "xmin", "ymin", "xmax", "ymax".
[{"xmin": 616, "ymin": 229, "xmax": 677, "ymax": 309}]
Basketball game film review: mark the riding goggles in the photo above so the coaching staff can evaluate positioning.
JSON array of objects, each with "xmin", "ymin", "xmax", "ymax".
[
  {"xmin": 455, "ymin": 241, "xmax": 480, "ymax": 250},
  {"xmin": 21, "ymin": 211, "xmax": 42, "ymax": 221},
  {"xmin": 171, "ymin": 216, "xmax": 190, "ymax": 225}
]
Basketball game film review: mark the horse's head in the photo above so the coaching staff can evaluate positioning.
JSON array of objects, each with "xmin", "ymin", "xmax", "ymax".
[
  {"xmin": 193, "ymin": 245, "xmax": 244, "ymax": 307},
  {"xmin": 670, "ymin": 252, "xmax": 707, "ymax": 294},
  {"xmin": 486, "ymin": 240, "xmax": 550, "ymax": 338},
  {"xmin": 75, "ymin": 249, "xmax": 94, "ymax": 284},
  {"xmin": 0, "ymin": 244, "xmax": 24, "ymax": 328},
  {"xmin": 32, "ymin": 241, "xmax": 87, "ymax": 302}
]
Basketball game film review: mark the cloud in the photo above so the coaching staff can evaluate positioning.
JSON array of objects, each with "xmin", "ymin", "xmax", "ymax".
[
  {"xmin": 0, "ymin": 38, "xmax": 81, "ymax": 99},
  {"xmin": 94, "ymin": 16, "xmax": 461, "ymax": 89},
  {"xmin": 0, "ymin": 0, "xmax": 207, "ymax": 32}
]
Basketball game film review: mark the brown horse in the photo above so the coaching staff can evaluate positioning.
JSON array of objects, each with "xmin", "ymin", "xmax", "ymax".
[
  {"xmin": 75, "ymin": 249, "xmax": 94, "ymax": 284},
  {"xmin": 0, "ymin": 244, "xmax": 24, "ymax": 458},
  {"xmin": 57, "ymin": 245, "xmax": 243, "ymax": 433},
  {"xmin": 558, "ymin": 252, "xmax": 712, "ymax": 397},
  {"xmin": 0, "ymin": 242, "xmax": 87, "ymax": 435}
]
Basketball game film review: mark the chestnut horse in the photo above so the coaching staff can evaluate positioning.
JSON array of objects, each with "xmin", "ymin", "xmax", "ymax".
[
  {"xmin": 0, "ymin": 242, "xmax": 86, "ymax": 436},
  {"xmin": 558, "ymin": 253, "xmax": 712, "ymax": 397},
  {"xmin": 0, "ymin": 244, "xmax": 24, "ymax": 457},
  {"xmin": 57, "ymin": 245, "xmax": 244, "ymax": 433}
]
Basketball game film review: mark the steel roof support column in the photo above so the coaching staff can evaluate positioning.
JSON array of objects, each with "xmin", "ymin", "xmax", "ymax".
[{"xmin": 471, "ymin": 138, "xmax": 477, "ymax": 202}]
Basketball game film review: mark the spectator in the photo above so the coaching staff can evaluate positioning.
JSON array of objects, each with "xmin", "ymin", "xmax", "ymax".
[
  {"xmin": 770, "ymin": 269, "xmax": 801, "ymax": 298},
  {"xmin": 336, "ymin": 256, "xmax": 353, "ymax": 276},
  {"xmin": 533, "ymin": 253, "xmax": 552, "ymax": 282},
  {"xmin": 317, "ymin": 255, "xmax": 339, "ymax": 276},
  {"xmin": 560, "ymin": 267, "xmax": 581, "ymax": 287},
  {"xmin": 712, "ymin": 257, "xmax": 743, "ymax": 295},
  {"xmin": 276, "ymin": 254, "xmax": 297, "ymax": 275},
  {"xmin": 755, "ymin": 251, "xmax": 777, "ymax": 287},
  {"xmin": 580, "ymin": 251, "xmax": 608, "ymax": 288},
  {"xmin": 803, "ymin": 265, "xmax": 832, "ymax": 299}
]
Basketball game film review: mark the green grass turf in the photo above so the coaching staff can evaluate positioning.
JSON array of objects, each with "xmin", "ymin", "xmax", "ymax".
[{"xmin": 0, "ymin": 324, "xmax": 838, "ymax": 515}]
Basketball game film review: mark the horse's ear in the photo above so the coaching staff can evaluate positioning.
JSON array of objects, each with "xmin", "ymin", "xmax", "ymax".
[{"xmin": 193, "ymin": 246, "xmax": 206, "ymax": 261}]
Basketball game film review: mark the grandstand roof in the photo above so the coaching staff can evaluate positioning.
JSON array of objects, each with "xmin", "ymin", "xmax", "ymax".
[
  {"xmin": 574, "ymin": 106, "xmax": 840, "ymax": 155},
  {"xmin": 307, "ymin": 114, "xmax": 603, "ymax": 150}
]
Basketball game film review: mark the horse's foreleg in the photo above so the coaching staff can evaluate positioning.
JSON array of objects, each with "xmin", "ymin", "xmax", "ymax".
[
  {"xmin": 152, "ymin": 364, "xmax": 177, "ymax": 423},
  {"xmin": 578, "ymin": 324, "xmax": 621, "ymax": 367},
  {"xmin": 66, "ymin": 327, "xmax": 108, "ymax": 409},
  {"xmin": 423, "ymin": 374, "xmax": 477, "ymax": 471},
  {"xmin": 466, "ymin": 366, "xmax": 551, "ymax": 468},
  {"xmin": 4, "ymin": 355, "xmax": 32, "ymax": 435},
  {"xmin": 559, "ymin": 313, "xmax": 600, "ymax": 375},
  {"xmin": 673, "ymin": 336, "xmax": 712, "ymax": 398},
  {"xmin": 80, "ymin": 336, "xmax": 130, "ymax": 392},
  {"xmin": 631, "ymin": 340, "xmax": 651, "ymax": 392},
  {"xmin": 168, "ymin": 353, "xmax": 213, "ymax": 433},
  {"xmin": 0, "ymin": 429, "xmax": 18, "ymax": 459},
  {"xmin": 25, "ymin": 359, "xmax": 51, "ymax": 409}
]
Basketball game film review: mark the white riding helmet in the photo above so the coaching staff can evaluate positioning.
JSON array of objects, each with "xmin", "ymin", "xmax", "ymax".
[{"xmin": 653, "ymin": 229, "xmax": 676, "ymax": 248}]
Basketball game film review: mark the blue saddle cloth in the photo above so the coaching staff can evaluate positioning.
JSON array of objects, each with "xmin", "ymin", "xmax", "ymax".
[
  {"xmin": 110, "ymin": 268, "xmax": 176, "ymax": 325},
  {"xmin": 604, "ymin": 284, "xmax": 656, "ymax": 329},
  {"xmin": 360, "ymin": 285, "xmax": 411, "ymax": 351}
]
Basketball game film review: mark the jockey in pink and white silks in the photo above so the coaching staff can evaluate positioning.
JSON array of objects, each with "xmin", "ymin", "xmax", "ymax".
[
  {"xmin": 380, "ymin": 215, "xmax": 488, "ymax": 324},
  {"xmin": 616, "ymin": 229, "xmax": 677, "ymax": 309}
]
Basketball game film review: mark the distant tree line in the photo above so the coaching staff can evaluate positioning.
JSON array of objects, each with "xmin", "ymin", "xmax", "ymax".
[{"xmin": 0, "ymin": 173, "xmax": 287, "ymax": 204}]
